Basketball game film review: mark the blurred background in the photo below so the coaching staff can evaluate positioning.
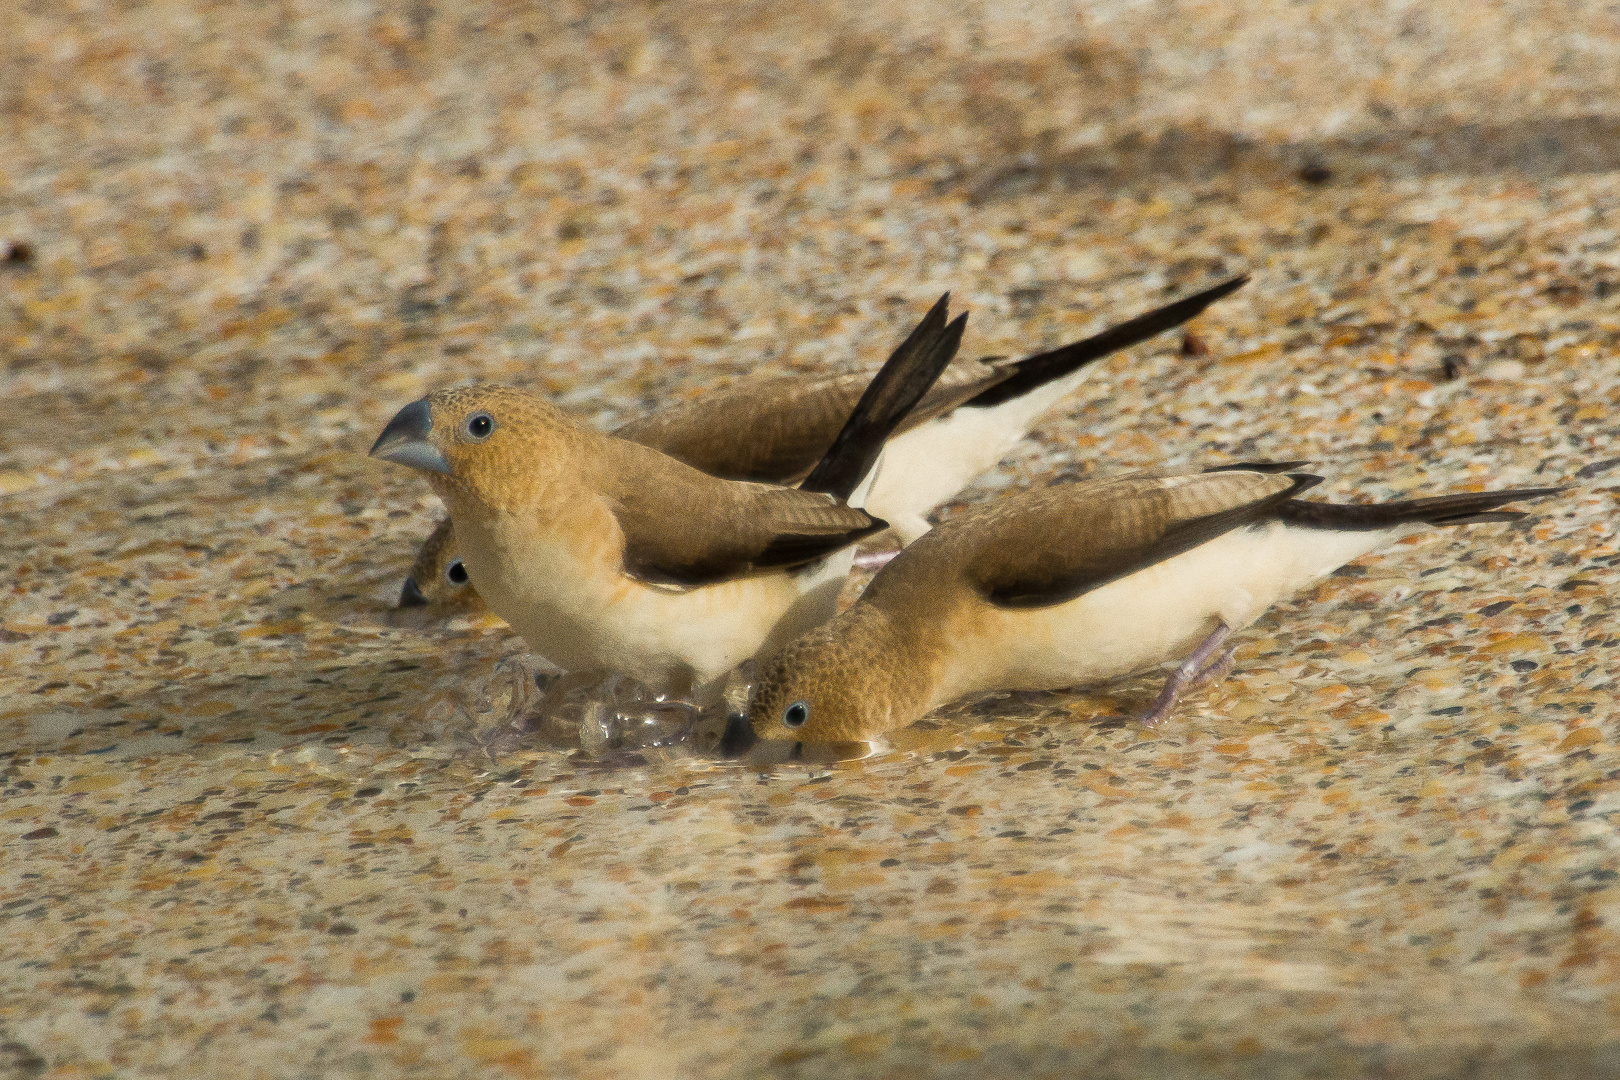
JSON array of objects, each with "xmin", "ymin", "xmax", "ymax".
[{"xmin": 5, "ymin": 0, "xmax": 1619, "ymax": 433}]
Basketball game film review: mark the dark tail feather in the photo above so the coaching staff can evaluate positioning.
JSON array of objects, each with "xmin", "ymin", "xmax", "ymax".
[
  {"xmin": 799, "ymin": 298, "xmax": 968, "ymax": 500},
  {"xmin": 964, "ymin": 274, "xmax": 1249, "ymax": 408},
  {"xmin": 1204, "ymin": 460, "xmax": 1312, "ymax": 475},
  {"xmin": 1278, "ymin": 486, "xmax": 1566, "ymax": 531}
]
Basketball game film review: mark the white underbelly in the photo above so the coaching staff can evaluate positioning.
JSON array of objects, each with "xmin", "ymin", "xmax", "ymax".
[
  {"xmin": 933, "ymin": 521, "xmax": 1398, "ymax": 703},
  {"xmin": 467, "ymin": 527, "xmax": 851, "ymax": 696}
]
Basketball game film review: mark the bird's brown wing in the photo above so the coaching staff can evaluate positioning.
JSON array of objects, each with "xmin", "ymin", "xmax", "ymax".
[
  {"xmin": 613, "ymin": 372, "xmax": 871, "ymax": 485},
  {"xmin": 600, "ymin": 442, "xmax": 886, "ymax": 588},
  {"xmin": 615, "ymin": 276, "xmax": 1249, "ymax": 483},
  {"xmin": 614, "ymin": 361, "xmax": 1018, "ymax": 484},
  {"xmin": 944, "ymin": 469, "xmax": 1320, "ymax": 609},
  {"xmin": 600, "ymin": 296, "xmax": 975, "ymax": 584},
  {"xmin": 612, "ymin": 292, "xmax": 966, "ymax": 489}
]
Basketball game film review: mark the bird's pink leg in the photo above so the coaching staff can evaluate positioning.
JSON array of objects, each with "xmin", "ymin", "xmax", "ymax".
[
  {"xmin": 1139, "ymin": 621, "xmax": 1235, "ymax": 729},
  {"xmin": 1188, "ymin": 645, "xmax": 1238, "ymax": 691}
]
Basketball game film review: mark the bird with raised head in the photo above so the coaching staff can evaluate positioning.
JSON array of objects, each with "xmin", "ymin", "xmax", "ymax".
[
  {"xmin": 394, "ymin": 276, "xmax": 1250, "ymax": 610},
  {"xmin": 370, "ymin": 295, "xmax": 966, "ymax": 700}
]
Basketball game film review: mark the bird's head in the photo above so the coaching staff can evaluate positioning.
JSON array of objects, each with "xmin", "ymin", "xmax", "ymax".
[
  {"xmin": 720, "ymin": 611, "xmax": 907, "ymax": 757},
  {"xmin": 396, "ymin": 518, "xmax": 480, "ymax": 610},
  {"xmin": 369, "ymin": 384, "xmax": 576, "ymax": 508}
]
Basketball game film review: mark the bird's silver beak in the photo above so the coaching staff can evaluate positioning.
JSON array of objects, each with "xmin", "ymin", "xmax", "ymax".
[
  {"xmin": 370, "ymin": 399, "xmax": 451, "ymax": 475},
  {"xmin": 719, "ymin": 713, "xmax": 759, "ymax": 758}
]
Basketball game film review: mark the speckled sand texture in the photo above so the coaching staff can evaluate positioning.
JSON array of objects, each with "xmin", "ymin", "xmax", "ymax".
[{"xmin": 4, "ymin": 2, "xmax": 1620, "ymax": 1077}]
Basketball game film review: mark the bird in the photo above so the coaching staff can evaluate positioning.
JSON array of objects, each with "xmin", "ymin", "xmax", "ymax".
[
  {"xmin": 395, "ymin": 276, "xmax": 1250, "ymax": 609},
  {"xmin": 722, "ymin": 464, "xmax": 1563, "ymax": 756},
  {"xmin": 370, "ymin": 294, "xmax": 969, "ymax": 701}
]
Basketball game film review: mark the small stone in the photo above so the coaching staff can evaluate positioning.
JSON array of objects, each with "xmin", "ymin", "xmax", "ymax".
[
  {"xmin": 1, "ymin": 239, "xmax": 33, "ymax": 265},
  {"xmin": 1480, "ymin": 359, "xmax": 1525, "ymax": 381}
]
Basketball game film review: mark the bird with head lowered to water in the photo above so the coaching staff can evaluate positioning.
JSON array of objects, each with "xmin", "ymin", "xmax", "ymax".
[{"xmin": 723, "ymin": 463, "xmax": 1563, "ymax": 757}]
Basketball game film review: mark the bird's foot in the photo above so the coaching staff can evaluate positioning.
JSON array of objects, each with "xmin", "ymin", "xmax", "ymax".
[{"xmin": 1138, "ymin": 622, "xmax": 1235, "ymax": 730}]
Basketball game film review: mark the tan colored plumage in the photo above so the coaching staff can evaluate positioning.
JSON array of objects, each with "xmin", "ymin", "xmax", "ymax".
[
  {"xmin": 401, "ymin": 518, "xmax": 474, "ymax": 609},
  {"xmin": 372, "ymin": 296, "xmax": 967, "ymax": 695},
  {"xmin": 379, "ymin": 384, "xmax": 893, "ymax": 696},
  {"xmin": 398, "ymin": 276, "xmax": 1249, "ymax": 608},
  {"xmin": 398, "ymin": 364, "xmax": 1017, "ymax": 606},
  {"xmin": 614, "ymin": 367, "xmax": 1017, "ymax": 485},
  {"xmin": 735, "ymin": 467, "xmax": 1561, "ymax": 750}
]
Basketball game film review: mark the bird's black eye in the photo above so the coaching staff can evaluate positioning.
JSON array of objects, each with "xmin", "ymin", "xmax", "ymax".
[
  {"xmin": 782, "ymin": 701, "xmax": 809, "ymax": 728},
  {"xmin": 464, "ymin": 412, "xmax": 494, "ymax": 440},
  {"xmin": 446, "ymin": 560, "xmax": 469, "ymax": 586}
]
